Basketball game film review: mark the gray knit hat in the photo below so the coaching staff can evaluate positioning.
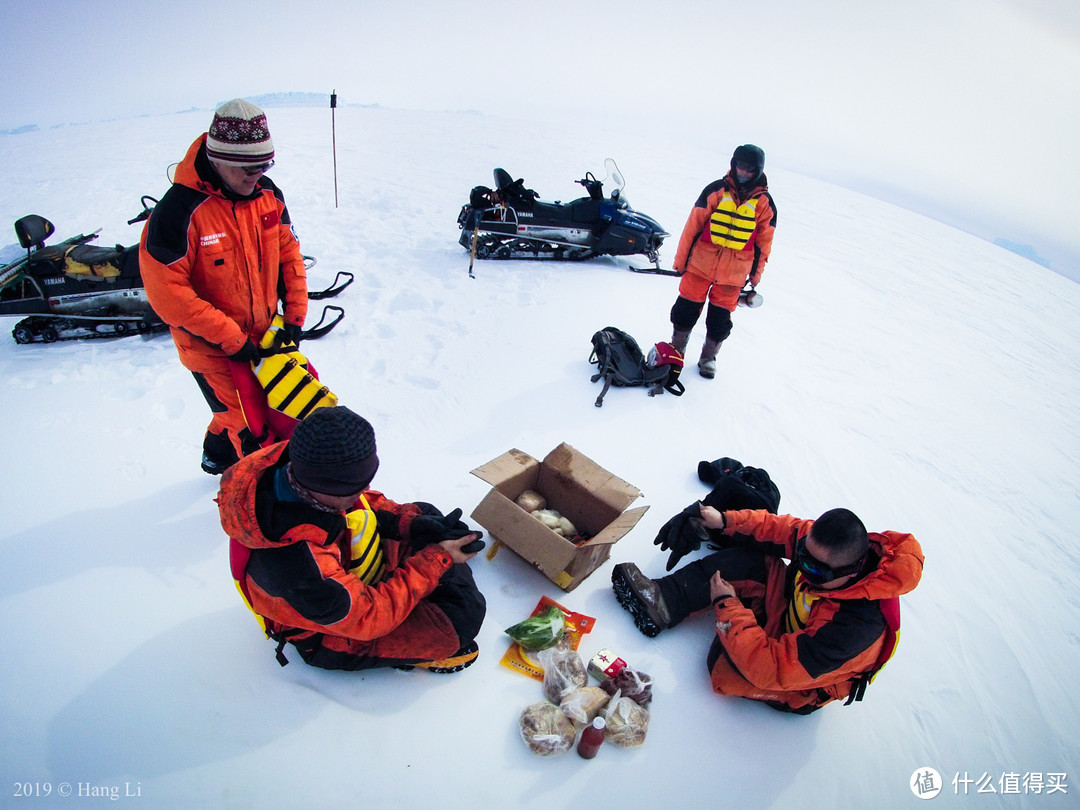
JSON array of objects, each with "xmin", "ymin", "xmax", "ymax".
[
  {"xmin": 289, "ymin": 407, "xmax": 379, "ymax": 496},
  {"xmin": 206, "ymin": 98, "xmax": 275, "ymax": 166}
]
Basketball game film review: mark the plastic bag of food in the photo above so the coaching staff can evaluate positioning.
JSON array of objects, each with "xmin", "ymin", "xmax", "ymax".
[
  {"xmin": 538, "ymin": 639, "xmax": 587, "ymax": 704},
  {"xmin": 604, "ymin": 693, "xmax": 649, "ymax": 747},
  {"xmin": 519, "ymin": 702, "xmax": 575, "ymax": 756},
  {"xmin": 559, "ymin": 685, "xmax": 611, "ymax": 728},
  {"xmin": 505, "ymin": 605, "xmax": 566, "ymax": 651},
  {"xmin": 598, "ymin": 665, "xmax": 654, "ymax": 706},
  {"xmin": 515, "ymin": 489, "xmax": 547, "ymax": 512},
  {"xmin": 530, "ymin": 508, "xmax": 577, "ymax": 537}
]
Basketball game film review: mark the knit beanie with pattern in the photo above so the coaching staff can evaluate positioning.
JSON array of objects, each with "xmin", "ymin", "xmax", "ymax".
[
  {"xmin": 206, "ymin": 98, "xmax": 275, "ymax": 166},
  {"xmin": 289, "ymin": 407, "xmax": 379, "ymax": 496}
]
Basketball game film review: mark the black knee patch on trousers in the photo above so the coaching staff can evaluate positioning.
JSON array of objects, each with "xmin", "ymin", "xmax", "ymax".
[
  {"xmin": 238, "ymin": 427, "xmax": 262, "ymax": 457},
  {"xmin": 428, "ymin": 563, "xmax": 487, "ymax": 645},
  {"xmin": 192, "ymin": 372, "xmax": 228, "ymax": 414},
  {"xmin": 670, "ymin": 296, "xmax": 704, "ymax": 330},
  {"xmin": 705, "ymin": 304, "xmax": 733, "ymax": 343},
  {"xmin": 657, "ymin": 546, "xmax": 769, "ymax": 626}
]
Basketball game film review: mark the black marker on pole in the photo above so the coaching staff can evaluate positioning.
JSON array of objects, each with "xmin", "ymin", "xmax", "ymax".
[{"xmin": 330, "ymin": 90, "xmax": 339, "ymax": 208}]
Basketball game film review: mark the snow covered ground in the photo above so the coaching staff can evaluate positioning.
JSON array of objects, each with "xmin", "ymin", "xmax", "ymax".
[{"xmin": 1, "ymin": 106, "xmax": 1077, "ymax": 809}]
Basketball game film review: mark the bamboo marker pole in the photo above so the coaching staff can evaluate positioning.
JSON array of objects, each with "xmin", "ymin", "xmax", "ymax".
[{"xmin": 330, "ymin": 90, "xmax": 339, "ymax": 208}]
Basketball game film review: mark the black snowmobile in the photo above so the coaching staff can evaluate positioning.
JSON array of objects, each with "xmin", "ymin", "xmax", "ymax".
[
  {"xmin": 0, "ymin": 199, "xmax": 352, "ymax": 344},
  {"xmin": 457, "ymin": 158, "xmax": 668, "ymax": 265}
]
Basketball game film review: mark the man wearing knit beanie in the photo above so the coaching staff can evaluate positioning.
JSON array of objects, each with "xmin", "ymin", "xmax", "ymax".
[
  {"xmin": 219, "ymin": 407, "xmax": 488, "ymax": 673},
  {"xmin": 289, "ymin": 406, "xmax": 381, "ymax": 498},
  {"xmin": 141, "ymin": 98, "xmax": 308, "ymax": 475}
]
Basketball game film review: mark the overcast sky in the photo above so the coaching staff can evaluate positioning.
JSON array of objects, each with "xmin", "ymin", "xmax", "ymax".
[{"xmin": 2, "ymin": 0, "xmax": 1078, "ymax": 274}]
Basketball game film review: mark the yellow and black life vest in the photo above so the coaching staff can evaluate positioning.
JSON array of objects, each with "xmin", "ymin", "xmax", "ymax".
[
  {"xmin": 783, "ymin": 572, "xmax": 820, "ymax": 634},
  {"xmin": 709, "ymin": 193, "xmax": 759, "ymax": 250},
  {"xmin": 345, "ymin": 493, "xmax": 386, "ymax": 585},
  {"xmin": 252, "ymin": 315, "xmax": 338, "ymax": 422}
]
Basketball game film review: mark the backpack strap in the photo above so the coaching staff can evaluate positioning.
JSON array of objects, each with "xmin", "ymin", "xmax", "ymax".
[
  {"xmin": 594, "ymin": 372, "xmax": 614, "ymax": 407},
  {"xmin": 845, "ymin": 596, "xmax": 901, "ymax": 705}
]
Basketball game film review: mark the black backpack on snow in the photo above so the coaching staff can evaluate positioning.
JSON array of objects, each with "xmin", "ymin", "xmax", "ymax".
[
  {"xmin": 589, "ymin": 326, "xmax": 685, "ymax": 407},
  {"xmin": 698, "ymin": 456, "xmax": 781, "ymax": 514}
]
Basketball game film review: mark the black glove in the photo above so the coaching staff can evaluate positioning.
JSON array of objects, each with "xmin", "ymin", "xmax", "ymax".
[
  {"xmin": 227, "ymin": 339, "xmax": 261, "ymax": 365},
  {"xmin": 283, "ymin": 322, "xmax": 303, "ymax": 346},
  {"xmin": 653, "ymin": 502, "xmax": 711, "ymax": 571},
  {"xmin": 410, "ymin": 507, "xmax": 472, "ymax": 546}
]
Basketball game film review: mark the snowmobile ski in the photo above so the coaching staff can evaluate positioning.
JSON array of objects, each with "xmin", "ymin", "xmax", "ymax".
[
  {"xmin": 307, "ymin": 270, "xmax": 353, "ymax": 300},
  {"xmin": 629, "ymin": 265, "xmax": 680, "ymax": 276},
  {"xmin": 300, "ymin": 305, "xmax": 345, "ymax": 341}
]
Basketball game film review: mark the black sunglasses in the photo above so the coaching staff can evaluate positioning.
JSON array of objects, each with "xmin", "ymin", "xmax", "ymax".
[
  {"xmin": 795, "ymin": 537, "xmax": 865, "ymax": 585},
  {"xmin": 241, "ymin": 159, "xmax": 275, "ymax": 176}
]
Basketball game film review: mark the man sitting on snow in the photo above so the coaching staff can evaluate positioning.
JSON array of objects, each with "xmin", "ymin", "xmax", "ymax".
[
  {"xmin": 613, "ymin": 503, "xmax": 923, "ymax": 713},
  {"xmin": 219, "ymin": 406, "xmax": 486, "ymax": 672}
]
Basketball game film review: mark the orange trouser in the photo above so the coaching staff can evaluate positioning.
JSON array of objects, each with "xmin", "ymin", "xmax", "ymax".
[
  {"xmin": 677, "ymin": 271, "xmax": 741, "ymax": 311},
  {"xmin": 191, "ymin": 362, "xmax": 256, "ymax": 457}
]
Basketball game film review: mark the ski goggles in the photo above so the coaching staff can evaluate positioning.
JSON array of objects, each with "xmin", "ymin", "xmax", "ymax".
[
  {"xmin": 242, "ymin": 159, "xmax": 275, "ymax": 176},
  {"xmin": 794, "ymin": 537, "xmax": 865, "ymax": 585}
]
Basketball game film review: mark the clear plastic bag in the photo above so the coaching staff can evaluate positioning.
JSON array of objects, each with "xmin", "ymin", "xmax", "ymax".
[
  {"xmin": 604, "ymin": 693, "xmax": 650, "ymax": 747},
  {"xmin": 538, "ymin": 639, "xmax": 588, "ymax": 704},
  {"xmin": 598, "ymin": 665, "xmax": 654, "ymax": 706},
  {"xmin": 504, "ymin": 605, "xmax": 566, "ymax": 651},
  {"xmin": 519, "ymin": 702, "xmax": 576, "ymax": 756},
  {"xmin": 558, "ymin": 685, "xmax": 611, "ymax": 728}
]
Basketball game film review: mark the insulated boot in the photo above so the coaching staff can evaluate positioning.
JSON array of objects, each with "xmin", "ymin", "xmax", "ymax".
[
  {"xmin": 612, "ymin": 563, "xmax": 672, "ymax": 638},
  {"xmin": 410, "ymin": 641, "xmax": 480, "ymax": 674},
  {"xmin": 670, "ymin": 328, "xmax": 692, "ymax": 357},
  {"xmin": 201, "ymin": 430, "xmax": 239, "ymax": 475},
  {"xmin": 698, "ymin": 338, "xmax": 723, "ymax": 379}
]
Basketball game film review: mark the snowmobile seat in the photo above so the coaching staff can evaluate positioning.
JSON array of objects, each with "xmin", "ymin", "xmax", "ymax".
[
  {"xmin": 532, "ymin": 201, "xmax": 567, "ymax": 223},
  {"xmin": 26, "ymin": 245, "xmax": 68, "ymax": 269},
  {"xmin": 570, "ymin": 199, "xmax": 604, "ymax": 224},
  {"xmin": 64, "ymin": 244, "xmax": 123, "ymax": 280},
  {"xmin": 67, "ymin": 244, "xmax": 123, "ymax": 268}
]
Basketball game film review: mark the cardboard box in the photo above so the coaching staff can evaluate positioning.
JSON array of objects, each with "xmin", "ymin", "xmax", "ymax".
[{"xmin": 470, "ymin": 443, "xmax": 648, "ymax": 591}]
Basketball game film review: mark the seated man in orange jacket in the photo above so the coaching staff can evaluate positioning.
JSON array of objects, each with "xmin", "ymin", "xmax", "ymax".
[
  {"xmin": 220, "ymin": 406, "xmax": 487, "ymax": 672},
  {"xmin": 613, "ymin": 506, "xmax": 923, "ymax": 713}
]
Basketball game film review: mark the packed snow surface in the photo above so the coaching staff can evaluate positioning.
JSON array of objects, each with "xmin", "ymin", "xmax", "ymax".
[{"xmin": 1, "ymin": 107, "xmax": 1077, "ymax": 808}]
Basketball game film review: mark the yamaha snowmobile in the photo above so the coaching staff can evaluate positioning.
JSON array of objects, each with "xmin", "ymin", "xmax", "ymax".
[
  {"xmin": 1, "ymin": 199, "xmax": 353, "ymax": 344},
  {"xmin": 457, "ymin": 158, "xmax": 668, "ymax": 265},
  {"xmin": 0, "ymin": 212, "xmax": 162, "ymax": 344}
]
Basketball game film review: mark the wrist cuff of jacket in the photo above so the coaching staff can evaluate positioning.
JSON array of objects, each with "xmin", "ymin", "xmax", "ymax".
[
  {"xmin": 420, "ymin": 544, "xmax": 452, "ymax": 568},
  {"xmin": 712, "ymin": 593, "xmax": 734, "ymax": 606}
]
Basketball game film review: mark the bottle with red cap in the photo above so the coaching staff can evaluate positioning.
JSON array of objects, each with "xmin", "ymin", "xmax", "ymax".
[{"xmin": 577, "ymin": 716, "xmax": 606, "ymax": 759}]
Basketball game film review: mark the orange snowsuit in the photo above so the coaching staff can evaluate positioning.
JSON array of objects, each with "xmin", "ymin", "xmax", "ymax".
[
  {"xmin": 140, "ymin": 135, "xmax": 309, "ymax": 452},
  {"xmin": 708, "ymin": 510, "xmax": 923, "ymax": 712},
  {"xmin": 673, "ymin": 174, "xmax": 776, "ymax": 310},
  {"xmin": 140, "ymin": 134, "xmax": 308, "ymax": 366},
  {"xmin": 219, "ymin": 443, "xmax": 483, "ymax": 669}
]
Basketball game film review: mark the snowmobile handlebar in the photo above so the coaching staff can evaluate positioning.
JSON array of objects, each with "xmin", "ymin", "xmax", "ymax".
[{"xmin": 126, "ymin": 196, "xmax": 160, "ymax": 226}]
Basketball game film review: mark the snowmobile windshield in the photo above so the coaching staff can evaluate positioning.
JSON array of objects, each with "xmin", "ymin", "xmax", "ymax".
[
  {"xmin": 603, "ymin": 158, "xmax": 629, "ymax": 208},
  {"xmin": 604, "ymin": 158, "xmax": 626, "ymax": 194}
]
